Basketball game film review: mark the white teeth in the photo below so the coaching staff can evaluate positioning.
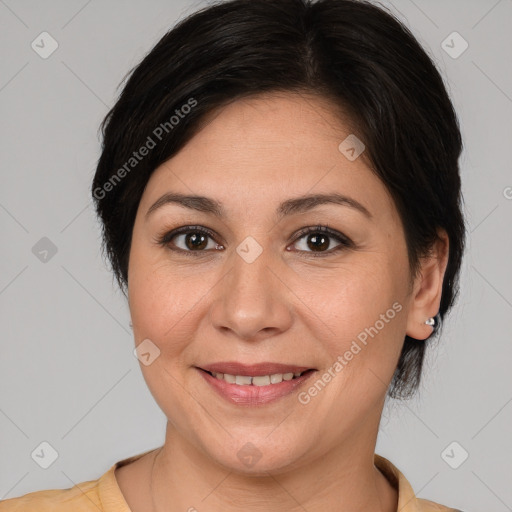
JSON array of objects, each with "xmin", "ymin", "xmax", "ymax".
[
  {"xmin": 252, "ymin": 375, "xmax": 271, "ymax": 386},
  {"xmin": 222, "ymin": 373, "xmax": 235, "ymax": 383},
  {"xmin": 209, "ymin": 371, "xmax": 306, "ymax": 385},
  {"xmin": 270, "ymin": 374, "xmax": 283, "ymax": 384},
  {"xmin": 235, "ymin": 375, "xmax": 252, "ymax": 385}
]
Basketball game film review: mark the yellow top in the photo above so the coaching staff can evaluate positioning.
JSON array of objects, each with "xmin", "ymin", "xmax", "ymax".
[{"xmin": 0, "ymin": 450, "xmax": 462, "ymax": 511}]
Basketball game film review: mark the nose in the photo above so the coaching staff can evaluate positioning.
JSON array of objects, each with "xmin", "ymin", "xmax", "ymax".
[{"xmin": 208, "ymin": 244, "xmax": 293, "ymax": 342}]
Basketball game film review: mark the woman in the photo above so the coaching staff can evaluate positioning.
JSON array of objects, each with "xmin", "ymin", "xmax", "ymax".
[{"xmin": 0, "ymin": 0, "xmax": 467, "ymax": 510}]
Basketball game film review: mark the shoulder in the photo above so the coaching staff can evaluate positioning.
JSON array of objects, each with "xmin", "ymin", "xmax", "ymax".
[
  {"xmin": 0, "ymin": 477, "xmax": 102, "ymax": 511},
  {"xmin": 374, "ymin": 453, "xmax": 465, "ymax": 512},
  {"xmin": 417, "ymin": 497, "xmax": 467, "ymax": 511},
  {"xmin": 0, "ymin": 449, "xmax": 157, "ymax": 512}
]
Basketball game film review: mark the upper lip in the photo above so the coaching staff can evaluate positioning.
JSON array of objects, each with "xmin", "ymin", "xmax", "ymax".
[{"xmin": 198, "ymin": 362, "xmax": 315, "ymax": 376}]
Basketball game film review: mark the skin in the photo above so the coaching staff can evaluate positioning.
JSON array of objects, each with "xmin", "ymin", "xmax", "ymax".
[{"xmin": 115, "ymin": 91, "xmax": 449, "ymax": 512}]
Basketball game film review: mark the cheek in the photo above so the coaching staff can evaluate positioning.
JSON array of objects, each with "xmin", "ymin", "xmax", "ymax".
[
  {"xmin": 128, "ymin": 257, "xmax": 216, "ymax": 356},
  {"xmin": 299, "ymin": 257, "xmax": 406, "ymax": 367},
  {"xmin": 128, "ymin": 263, "xmax": 209, "ymax": 418}
]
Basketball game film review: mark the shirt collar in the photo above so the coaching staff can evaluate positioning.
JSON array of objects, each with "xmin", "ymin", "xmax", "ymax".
[
  {"xmin": 374, "ymin": 453, "xmax": 422, "ymax": 512},
  {"xmin": 98, "ymin": 450, "xmax": 423, "ymax": 512}
]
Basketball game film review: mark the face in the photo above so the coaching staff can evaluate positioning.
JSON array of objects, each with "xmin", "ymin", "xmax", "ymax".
[{"xmin": 127, "ymin": 92, "xmax": 442, "ymax": 474}]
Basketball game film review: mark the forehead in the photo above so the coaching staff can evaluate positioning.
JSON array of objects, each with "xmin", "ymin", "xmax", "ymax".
[
  {"xmin": 141, "ymin": 92, "xmax": 397, "ymax": 227},
  {"xmin": 149, "ymin": 93, "xmax": 364, "ymax": 182},
  {"xmin": 192, "ymin": 91, "xmax": 356, "ymax": 148}
]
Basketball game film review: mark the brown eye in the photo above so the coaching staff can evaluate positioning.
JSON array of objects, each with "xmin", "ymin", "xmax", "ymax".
[
  {"xmin": 290, "ymin": 225, "xmax": 352, "ymax": 257},
  {"xmin": 181, "ymin": 231, "xmax": 209, "ymax": 250},
  {"xmin": 156, "ymin": 226, "xmax": 223, "ymax": 255}
]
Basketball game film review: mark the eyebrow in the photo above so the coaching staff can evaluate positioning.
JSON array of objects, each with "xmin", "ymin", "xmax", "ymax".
[{"xmin": 145, "ymin": 192, "xmax": 372, "ymax": 220}]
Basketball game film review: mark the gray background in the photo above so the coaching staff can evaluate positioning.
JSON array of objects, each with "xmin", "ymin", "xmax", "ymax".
[{"xmin": 0, "ymin": 0, "xmax": 511, "ymax": 510}]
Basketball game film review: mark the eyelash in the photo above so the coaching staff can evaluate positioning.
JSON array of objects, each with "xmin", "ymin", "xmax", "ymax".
[{"xmin": 154, "ymin": 224, "xmax": 353, "ymax": 258}]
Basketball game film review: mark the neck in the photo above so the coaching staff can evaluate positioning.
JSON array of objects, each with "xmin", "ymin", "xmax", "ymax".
[{"xmin": 149, "ymin": 422, "xmax": 397, "ymax": 512}]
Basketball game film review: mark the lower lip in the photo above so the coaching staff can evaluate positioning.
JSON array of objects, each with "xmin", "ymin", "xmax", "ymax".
[{"xmin": 196, "ymin": 368, "xmax": 316, "ymax": 406}]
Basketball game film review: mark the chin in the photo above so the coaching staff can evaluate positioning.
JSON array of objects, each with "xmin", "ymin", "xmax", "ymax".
[{"xmin": 200, "ymin": 435, "xmax": 307, "ymax": 476}]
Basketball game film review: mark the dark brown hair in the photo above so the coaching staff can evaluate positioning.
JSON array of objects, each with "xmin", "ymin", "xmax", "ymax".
[{"xmin": 91, "ymin": 0, "xmax": 466, "ymax": 399}]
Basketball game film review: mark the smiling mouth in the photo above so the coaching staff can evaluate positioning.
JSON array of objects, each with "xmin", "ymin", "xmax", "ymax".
[{"xmin": 199, "ymin": 368, "xmax": 315, "ymax": 386}]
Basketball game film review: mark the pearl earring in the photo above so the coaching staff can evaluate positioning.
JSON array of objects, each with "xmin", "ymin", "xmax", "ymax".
[{"xmin": 424, "ymin": 312, "xmax": 441, "ymax": 330}]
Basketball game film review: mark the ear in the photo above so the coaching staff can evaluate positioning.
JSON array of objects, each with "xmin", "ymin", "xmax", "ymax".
[{"xmin": 405, "ymin": 228, "xmax": 450, "ymax": 340}]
